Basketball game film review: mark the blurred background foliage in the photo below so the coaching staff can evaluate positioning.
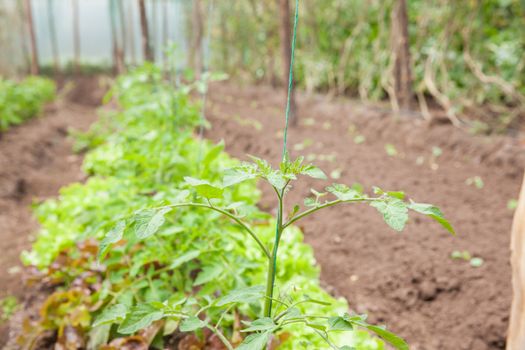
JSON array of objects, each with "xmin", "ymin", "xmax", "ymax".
[
  {"xmin": 1, "ymin": 0, "xmax": 524, "ymax": 132},
  {"xmin": 210, "ymin": 0, "xmax": 525, "ymax": 133}
]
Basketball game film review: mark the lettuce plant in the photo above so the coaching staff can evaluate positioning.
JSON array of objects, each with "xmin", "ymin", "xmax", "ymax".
[{"xmin": 0, "ymin": 76, "xmax": 55, "ymax": 131}]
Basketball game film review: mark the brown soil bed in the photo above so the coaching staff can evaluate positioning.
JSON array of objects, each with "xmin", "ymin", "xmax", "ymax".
[
  {"xmin": 1, "ymin": 79, "xmax": 523, "ymax": 350},
  {"xmin": 0, "ymin": 84, "xmax": 101, "ymax": 347},
  {"xmin": 205, "ymin": 82, "xmax": 525, "ymax": 350}
]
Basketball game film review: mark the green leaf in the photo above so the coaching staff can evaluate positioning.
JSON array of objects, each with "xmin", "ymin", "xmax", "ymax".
[
  {"xmin": 249, "ymin": 155, "xmax": 272, "ymax": 174},
  {"xmin": 370, "ymin": 198, "xmax": 408, "ymax": 231},
  {"xmin": 266, "ymin": 171, "xmax": 288, "ymax": 190},
  {"xmin": 241, "ymin": 317, "xmax": 276, "ymax": 332},
  {"xmin": 339, "ymin": 346, "xmax": 355, "ymax": 350},
  {"xmin": 304, "ymin": 197, "xmax": 317, "ymax": 207},
  {"xmin": 290, "ymin": 204, "xmax": 300, "ymax": 218},
  {"xmin": 281, "ymin": 307, "xmax": 302, "ymax": 320},
  {"xmin": 301, "ymin": 165, "xmax": 327, "ymax": 180},
  {"xmin": 203, "ymin": 141, "xmax": 224, "ymax": 166},
  {"xmin": 135, "ymin": 208, "xmax": 172, "ymax": 239},
  {"xmin": 305, "ymin": 321, "xmax": 326, "ymax": 331},
  {"xmin": 386, "ymin": 191, "xmax": 405, "ymax": 200},
  {"xmin": 87, "ymin": 324, "xmax": 111, "ymax": 350},
  {"xmin": 236, "ymin": 330, "xmax": 272, "ymax": 350},
  {"xmin": 217, "ymin": 285, "xmax": 265, "ymax": 306},
  {"xmin": 93, "ymin": 303, "xmax": 128, "ymax": 327},
  {"xmin": 169, "ymin": 250, "xmax": 201, "ymax": 269},
  {"xmin": 118, "ymin": 303, "xmax": 164, "ymax": 334},
  {"xmin": 223, "ymin": 168, "xmax": 257, "ymax": 187},
  {"xmin": 408, "ymin": 202, "xmax": 455, "ymax": 234},
  {"xmin": 180, "ymin": 316, "xmax": 207, "ymax": 332},
  {"xmin": 360, "ymin": 324, "xmax": 408, "ymax": 350},
  {"xmin": 98, "ymin": 220, "xmax": 126, "ymax": 260},
  {"xmin": 193, "ymin": 264, "xmax": 223, "ymax": 286},
  {"xmin": 184, "ymin": 177, "xmax": 224, "ymax": 199},
  {"xmin": 326, "ymin": 184, "xmax": 362, "ymax": 201},
  {"xmin": 327, "ymin": 316, "xmax": 354, "ymax": 332}
]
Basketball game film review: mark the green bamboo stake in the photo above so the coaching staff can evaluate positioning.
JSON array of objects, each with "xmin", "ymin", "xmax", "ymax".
[
  {"xmin": 281, "ymin": 0, "xmax": 299, "ymax": 161},
  {"xmin": 263, "ymin": 0, "xmax": 299, "ymax": 319}
]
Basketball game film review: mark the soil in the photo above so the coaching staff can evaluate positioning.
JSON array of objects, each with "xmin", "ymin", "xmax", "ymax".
[
  {"xmin": 205, "ymin": 82, "xmax": 525, "ymax": 350},
  {"xmin": 1, "ymin": 79, "xmax": 524, "ymax": 350},
  {"xmin": 0, "ymin": 79, "xmax": 103, "ymax": 347}
]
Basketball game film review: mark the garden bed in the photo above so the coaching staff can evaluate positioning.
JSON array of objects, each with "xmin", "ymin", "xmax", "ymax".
[
  {"xmin": 205, "ymin": 82, "xmax": 525, "ymax": 349},
  {"xmin": 1, "ymin": 75, "xmax": 523, "ymax": 349}
]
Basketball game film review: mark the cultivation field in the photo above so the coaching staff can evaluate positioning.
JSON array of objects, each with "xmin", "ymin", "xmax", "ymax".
[
  {"xmin": 0, "ymin": 77, "xmax": 523, "ymax": 349},
  {"xmin": 204, "ymin": 83, "xmax": 524, "ymax": 349},
  {"xmin": 1, "ymin": 0, "xmax": 525, "ymax": 349}
]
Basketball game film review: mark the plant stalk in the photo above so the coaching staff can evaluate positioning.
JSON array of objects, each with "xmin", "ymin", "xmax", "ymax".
[{"xmin": 263, "ymin": 193, "xmax": 284, "ymax": 317}]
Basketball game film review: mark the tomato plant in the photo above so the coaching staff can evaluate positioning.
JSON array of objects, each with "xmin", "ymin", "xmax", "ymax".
[{"xmin": 98, "ymin": 4, "xmax": 453, "ymax": 347}]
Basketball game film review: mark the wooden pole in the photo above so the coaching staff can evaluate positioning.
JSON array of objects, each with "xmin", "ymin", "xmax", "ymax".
[
  {"xmin": 152, "ymin": 0, "xmax": 158, "ymax": 63},
  {"xmin": 391, "ymin": 0, "xmax": 413, "ymax": 110},
  {"xmin": 117, "ymin": 0, "xmax": 127, "ymax": 68},
  {"xmin": 507, "ymin": 172, "xmax": 525, "ymax": 350},
  {"xmin": 23, "ymin": 0, "xmax": 39, "ymax": 75},
  {"xmin": 109, "ymin": 0, "xmax": 124, "ymax": 74},
  {"xmin": 17, "ymin": 0, "xmax": 31, "ymax": 73},
  {"xmin": 138, "ymin": 0, "xmax": 153, "ymax": 61},
  {"xmin": 189, "ymin": 0, "xmax": 203, "ymax": 80},
  {"xmin": 47, "ymin": 0, "xmax": 60, "ymax": 74}
]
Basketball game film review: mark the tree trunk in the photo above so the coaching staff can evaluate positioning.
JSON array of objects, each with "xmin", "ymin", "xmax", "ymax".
[
  {"xmin": 47, "ymin": 0, "xmax": 59, "ymax": 74},
  {"xmin": 278, "ymin": 0, "xmax": 297, "ymax": 125},
  {"xmin": 17, "ymin": 0, "xmax": 31, "ymax": 73},
  {"xmin": 138, "ymin": 0, "xmax": 153, "ymax": 62},
  {"xmin": 189, "ymin": 0, "xmax": 203, "ymax": 80},
  {"xmin": 152, "ymin": 0, "xmax": 158, "ymax": 63},
  {"xmin": 507, "ymin": 173, "xmax": 525, "ymax": 350},
  {"xmin": 23, "ymin": 0, "xmax": 39, "ymax": 75},
  {"xmin": 72, "ymin": 0, "xmax": 81, "ymax": 74},
  {"xmin": 117, "ymin": 0, "xmax": 127, "ymax": 69},
  {"xmin": 391, "ymin": 0, "xmax": 412, "ymax": 110}
]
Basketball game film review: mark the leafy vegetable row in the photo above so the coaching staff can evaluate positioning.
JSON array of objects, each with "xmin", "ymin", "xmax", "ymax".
[
  {"xmin": 0, "ymin": 76, "xmax": 55, "ymax": 131},
  {"xmin": 21, "ymin": 64, "xmax": 387, "ymax": 349}
]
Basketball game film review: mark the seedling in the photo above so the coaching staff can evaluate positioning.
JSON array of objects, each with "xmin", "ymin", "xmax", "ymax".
[
  {"xmin": 322, "ymin": 121, "xmax": 332, "ymax": 130},
  {"xmin": 354, "ymin": 135, "xmax": 366, "ymax": 144},
  {"xmin": 450, "ymin": 250, "xmax": 483, "ymax": 267},
  {"xmin": 465, "ymin": 176, "xmax": 484, "ymax": 189},
  {"xmin": 385, "ymin": 144, "xmax": 398, "ymax": 157},
  {"xmin": 431, "ymin": 146, "xmax": 443, "ymax": 158},
  {"xmin": 330, "ymin": 168, "xmax": 342, "ymax": 179},
  {"xmin": 507, "ymin": 199, "xmax": 518, "ymax": 210}
]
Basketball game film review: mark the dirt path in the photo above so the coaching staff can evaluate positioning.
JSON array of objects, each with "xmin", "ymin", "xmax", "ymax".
[
  {"xmin": 206, "ymin": 83, "xmax": 525, "ymax": 350},
  {"xmin": 0, "ymin": 99, "xmax": 98, "ymax": 346}
]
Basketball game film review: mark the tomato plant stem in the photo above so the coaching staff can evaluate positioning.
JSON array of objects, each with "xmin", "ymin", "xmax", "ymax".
[{"xmin": 264, "ymin": 193, "xmax": 284, "ymax": 318}]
